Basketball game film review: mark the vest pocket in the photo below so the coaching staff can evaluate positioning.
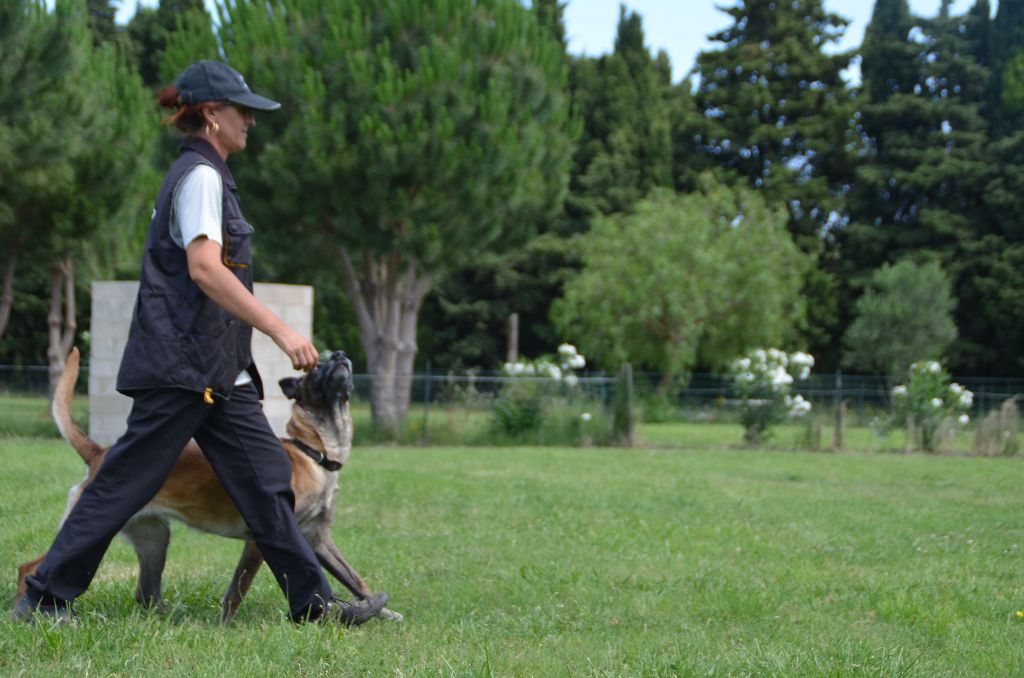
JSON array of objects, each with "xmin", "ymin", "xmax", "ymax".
[{"xmin": 223, "ymin": 218, "xmax": 254, "ymax": 268}]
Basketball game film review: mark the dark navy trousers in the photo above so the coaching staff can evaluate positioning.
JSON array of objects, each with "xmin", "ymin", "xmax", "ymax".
[{"xmin": 25, "ymin": 384, "xmax": 333, "ymax": 620}]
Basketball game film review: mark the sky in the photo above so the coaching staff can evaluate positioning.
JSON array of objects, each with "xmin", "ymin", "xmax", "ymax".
[{"xmin": 114, "ymin": 0, "xmax": 989, "ymax": 84}]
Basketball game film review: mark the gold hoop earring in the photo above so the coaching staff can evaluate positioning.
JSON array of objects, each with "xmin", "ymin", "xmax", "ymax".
[{"xmin": 206, "ymin": 121, "xmax": 220, "ymax": 136}]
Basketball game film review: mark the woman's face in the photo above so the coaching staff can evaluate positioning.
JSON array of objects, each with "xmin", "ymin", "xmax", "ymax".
[{"xmin": 207, "ymin": 103, "xmax": 255, "ymax": 157}]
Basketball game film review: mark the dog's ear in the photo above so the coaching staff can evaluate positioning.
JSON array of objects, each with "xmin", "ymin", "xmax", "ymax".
[{"xmin": 279, "ymin": 377, "xmax": 301, "ymax": 400}]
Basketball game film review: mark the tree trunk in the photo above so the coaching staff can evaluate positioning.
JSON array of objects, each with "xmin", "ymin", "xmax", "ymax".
[
  {"xmin": 0, "ymin": 249, "xmax": 15, "ymax": 341},
  {"xmin": 339, "ymin": 247, "xmax": 430, "ymax": 437},
  {"xmin": 46, "ymin": 256, "xmax": 76, "ymax": 396}
]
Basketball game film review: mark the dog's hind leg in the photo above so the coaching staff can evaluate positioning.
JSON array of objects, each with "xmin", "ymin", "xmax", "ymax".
[
  {"xmin": 120, "ymin": 514, "xmax": 171, "ymax": 611},
  {"xmin": 221, "ymin": 540, "xmax": 263, "ymax": 624}
]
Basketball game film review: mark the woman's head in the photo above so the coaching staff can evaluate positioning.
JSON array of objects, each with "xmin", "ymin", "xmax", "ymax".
[{"xmin": 157, "ymin": 61, "xmax": 280, "ymax": 157}]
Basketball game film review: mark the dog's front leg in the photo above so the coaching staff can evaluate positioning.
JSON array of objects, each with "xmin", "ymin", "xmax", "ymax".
[
  {"xmin": 316, "ymin": 537, "xmax": 403, "ymax": 622},
  {"xmin": 315, "ymin": 537, "xmax": 372, "ymax": 598},
  {"xmin": 221, "ymin": 540, "xmax": 263, "ymax": 624}
]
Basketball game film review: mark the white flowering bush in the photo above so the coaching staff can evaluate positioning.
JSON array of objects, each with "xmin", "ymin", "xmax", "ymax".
[
  {"xmin": 494, "ymin": 343, "xmax": 594, "ymax": 439},
  {"xmin": 891, "ymin": 360, "xmax": 972, "ymax": 452},
  {"xmin": 730, "ymin": 348, "xmax": 815, "ymax": 444}
]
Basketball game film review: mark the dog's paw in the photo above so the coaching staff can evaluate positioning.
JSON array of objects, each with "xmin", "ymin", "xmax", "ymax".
[{"xmin": 379, "ymin": 607, "xmax": 403, "ymax": 622}]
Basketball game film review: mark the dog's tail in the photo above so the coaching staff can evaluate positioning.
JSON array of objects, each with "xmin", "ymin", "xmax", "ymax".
[{"xmin": 52, "ymin": 347, "xmax": 103, "ymax": 464}]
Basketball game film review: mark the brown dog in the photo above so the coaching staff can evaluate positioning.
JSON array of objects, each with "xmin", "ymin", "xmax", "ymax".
[{"xmin": 16, "ymin": 347, "xmax": 400, "ymax": 623}]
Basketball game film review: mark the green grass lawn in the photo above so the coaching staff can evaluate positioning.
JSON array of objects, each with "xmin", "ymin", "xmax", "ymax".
[{"xmin": 1, "ymin": 435, "xmax": 1022, "ymax": 676}]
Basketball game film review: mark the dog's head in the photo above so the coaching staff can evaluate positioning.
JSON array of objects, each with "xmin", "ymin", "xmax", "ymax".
[
  {"xmin": 279, "ymin": 351, "xmax": 354, "ymax": 408},
  {"xmin": 280, "ymin": 351, "xmax": 354, "ymax": 468}
]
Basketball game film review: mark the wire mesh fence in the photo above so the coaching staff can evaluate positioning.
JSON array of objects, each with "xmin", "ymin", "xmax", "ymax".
[{"xmin": 3, "ymin": 364, "xmax": 1022, "ymax": 418}]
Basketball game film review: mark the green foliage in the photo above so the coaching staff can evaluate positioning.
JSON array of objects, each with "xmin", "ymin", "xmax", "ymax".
[
  {"xmin": 419, "ymin": 234, "xmax": 578, "ymax": 370},
  {"xmin": 730, "ymin": 348, "xmax": 815, "ymax": 445},
  {"xmin": 554, "ymin": 178, "xmax": 807, "ymax": 378},
  {"xmin": 890, "ymin": 360, "xmax": 973, "ymax": 452},
  {"xmin": 843, "ymin": 260, "xmax": 957, "ymax": 377}
]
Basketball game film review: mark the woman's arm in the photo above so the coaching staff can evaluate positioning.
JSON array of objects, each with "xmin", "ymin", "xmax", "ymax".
[{"xmin": 186, "ymin": 237, "xmax": 319, "ymax": 371}]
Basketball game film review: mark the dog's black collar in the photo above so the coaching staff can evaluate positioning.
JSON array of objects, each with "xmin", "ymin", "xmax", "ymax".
[{"xmin": 287, "ymin": 438, "xmax": 342, "ymax": 472}]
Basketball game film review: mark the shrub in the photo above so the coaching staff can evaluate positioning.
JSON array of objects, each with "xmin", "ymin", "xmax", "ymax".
[
  {"xmin": 730, "ymin": 348, "xmax": 815, "ymax": 445},
  {"xmin": 973, "ymin": 396, "xmax": 1020, "ymax": 456},
  {"xmin": 492, "ymin": 343, "xmax": 607, "ymax": 445},
  {"xmin": 890, "ymin": 361, "xmax": 972, "ymax": 452}
]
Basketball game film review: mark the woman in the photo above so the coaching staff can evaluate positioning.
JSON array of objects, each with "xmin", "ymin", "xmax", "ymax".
[{"xmin": 15, "ymin": 60, "xmax": 386, "ymax": 626}]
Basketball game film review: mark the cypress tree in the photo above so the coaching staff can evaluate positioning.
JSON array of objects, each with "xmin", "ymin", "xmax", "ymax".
[
  {"xmin": 692, "ymin": 0, "xmax": 860, "ymax": 368},
  {"xmin": 843, "ymin": 0, "xmax": 995, "ymax": 373},
  {"xmin": 989, "ymin": 0, "xmax": 1024, "ymax": 135},
  {"xmin": 566, "ymin": 8, "xmax": 678, "ymax": 228},
  {"xmin": 860, "ymin": 0, "xmax": 919, "ymax": 102}
]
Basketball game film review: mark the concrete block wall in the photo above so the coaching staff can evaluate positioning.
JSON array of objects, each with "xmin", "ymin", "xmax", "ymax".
[{"xmin": 89, "ymin": 281, "xmax": 313, "ymax": 446}]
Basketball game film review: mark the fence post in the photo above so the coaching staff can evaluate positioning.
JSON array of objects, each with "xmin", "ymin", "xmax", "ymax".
[
  {"xmin": 832, "ymin": 368, "xmax": 844, "ymax": 451},
  {"xmin": 421, "ymin": 360, "xmax": 431, "ymax": 446},
  {"xmin": 613, "ymin": 362, "xmax": 634, "ymax": 447}
]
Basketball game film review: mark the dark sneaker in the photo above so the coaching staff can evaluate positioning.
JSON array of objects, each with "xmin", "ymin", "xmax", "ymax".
[
  {"xmin": 11, "ymin": 594, "xmax": 74, "ymax": 626},
  {"xmin": 319, "ymin": 593, "xmax": 388, "ymax": 627}
]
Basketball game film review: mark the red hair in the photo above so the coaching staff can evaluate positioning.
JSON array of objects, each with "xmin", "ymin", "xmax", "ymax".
[{"xmin": 157, "ymin": 85, "xmax": 221, "ymax": 134}]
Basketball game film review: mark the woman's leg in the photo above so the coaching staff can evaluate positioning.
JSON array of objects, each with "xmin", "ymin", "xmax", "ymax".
[
  {"xmin": 25, "ymin": 388, "xmax": 209, "ymax": 605},
  {"xmin": 192, "ymin": 384, "xmax": 333, "ymax": 620}
]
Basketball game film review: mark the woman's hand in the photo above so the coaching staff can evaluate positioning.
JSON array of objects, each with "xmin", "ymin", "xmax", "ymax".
[{"xmin": 271, "ymin": 325, "xmax": 319, "ymax": 372}]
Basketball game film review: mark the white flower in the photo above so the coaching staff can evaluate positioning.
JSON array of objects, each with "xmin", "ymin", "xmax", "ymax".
[
  {"xmin": 580, "ymin": 412, "xmax": 592, "ymax": 422},
  {"xmin": 931, "ymin": 397, "xmax": 943, "ymax": 408},
  {"xmin": 770, "ymin": 366, "xmax": 793, "ymax": 389},
  {"xmin": 564, "ymin": 374, "xmax": 579, "ymax": 387},
  {"xmin": 568, "ymin": 354, "xmax": 586, "ymax": 370},
  {"xmin": 788, "ymin": 394, "xmax": 812, "ymax": 417},
  {"xmin": 737, "ymin": 372, "xmax": 755, "ymax": 384},
  {"xmin": 892, "ymin": 385, "xmax": 908, "ymax": 397},
  {"xmin": 958, "ymin": 414, "xmax": 970, "ymax": 426},
  {"xmin": 949, "ymin": 383, "xmax": 963, "ymax": 395},
  {"xmin": 790, "ymin": 351, "xmax": 815, "ymax": 367},
  {"xmin": 736, "ymin": 357, "xmax": 751, "ymax": 370},
  {"xmin": 541, "ymin": 362, "xmax": 561, "ymax": 380},
  {"xmin": 928, "ymin": 361, "xmax": 941, "ymax": 374},
  {"xmin": 959, "ymin": 389, "xmax": 973, "ymax": 407},
  {"xmin": 558, "ymin": 343, "xmax": 577, "ymax": 357}
]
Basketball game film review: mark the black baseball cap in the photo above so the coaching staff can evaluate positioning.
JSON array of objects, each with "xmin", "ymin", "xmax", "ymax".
[{"xmin": 177, "ymin": 60, "xmax": 281, "ymax": 111}]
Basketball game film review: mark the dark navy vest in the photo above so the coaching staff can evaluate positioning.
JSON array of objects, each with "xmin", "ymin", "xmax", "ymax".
[{"xmin": 116, "ymin": 137, "xmax": 263, "ymax": 400}]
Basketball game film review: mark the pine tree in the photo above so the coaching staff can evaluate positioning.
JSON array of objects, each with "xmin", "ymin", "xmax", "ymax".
[
  {"xmin": 164, "ymin": 0, "xmax": 577, "ymax": 432},
  {"xmin": 531, "ymin": 0, "xmax": 566, "ymax": 48}
]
